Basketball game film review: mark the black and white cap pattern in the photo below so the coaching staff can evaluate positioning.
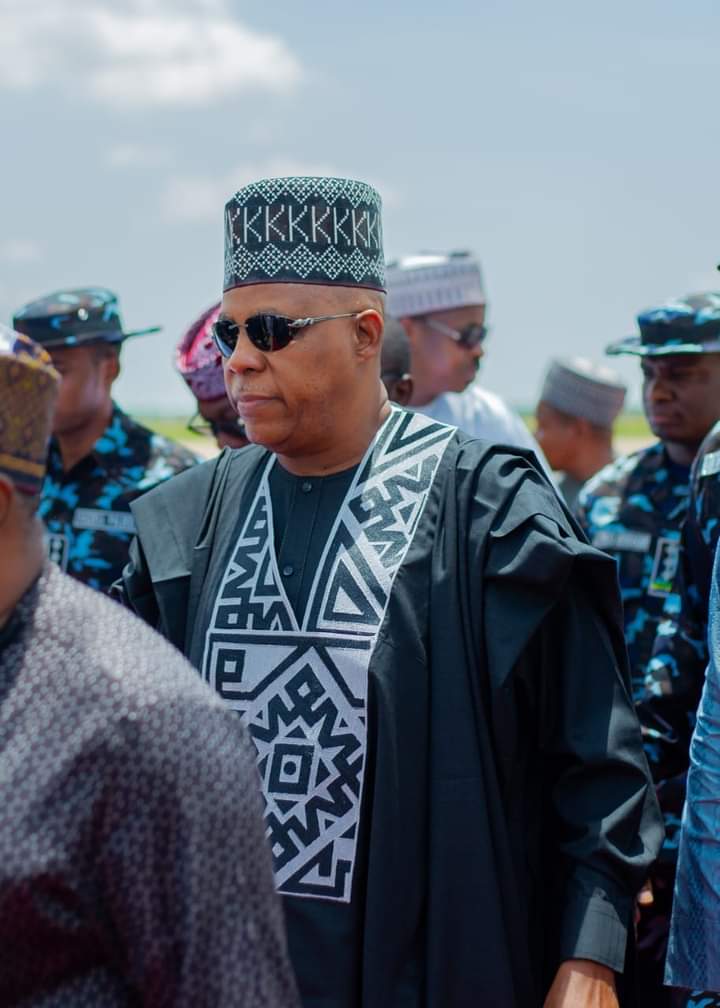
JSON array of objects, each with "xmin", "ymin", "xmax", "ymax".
[{"xmin": 224, "ymin": 176, "xmax": 385, "ymax": 293}]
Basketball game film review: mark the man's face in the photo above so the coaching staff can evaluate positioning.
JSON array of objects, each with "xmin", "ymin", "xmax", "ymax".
[
  {"xmin": 47, "ymin": 345, "xmax": 116, "ymax": 436},
  {"xmin": 197, "ymin": 395, "xmax": 250, "ymax": 450},
  {"xmin": 409, "ymin": 304, "xmax": 485, "ymax": 397},
  {"xmin": 534, "ymin": 401, "xmax": 579, "ymax": 472},
  {"xmin": 641, "ymin": 353, "xmax": 720, "ymax": 449},
  {"xmin": 221, "ymin": 283, "xmax": 382, "ymax": 459}
]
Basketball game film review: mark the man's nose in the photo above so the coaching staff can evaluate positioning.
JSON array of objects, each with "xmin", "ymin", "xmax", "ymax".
[
  {"xmin": 470, "ymin": 343, "xmax": 485, "ymax": 361},
  {"xmin": 226, "ymin": 329, "xmax": 265, "ymax": 376},
  {"xmin": 646, "ymin": 374, "xmax": 673, "ymax": 402}
]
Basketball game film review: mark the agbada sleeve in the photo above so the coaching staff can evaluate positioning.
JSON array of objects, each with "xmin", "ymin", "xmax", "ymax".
[
  {"xmin": 480, "ymin": 463, "xmax": 663, "ymax": 976},
  {"xmin": 535, "ymin": 570, "xmax": 663, "ymax": 971},
  {"xmin": 97, "ymin": 692, "xmax": 299, "ymax": 1007}
]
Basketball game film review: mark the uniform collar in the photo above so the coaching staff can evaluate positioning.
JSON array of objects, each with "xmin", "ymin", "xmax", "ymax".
[{"xmin": 47, "ymin": 403, "xmax": 135, "ymax": 478}]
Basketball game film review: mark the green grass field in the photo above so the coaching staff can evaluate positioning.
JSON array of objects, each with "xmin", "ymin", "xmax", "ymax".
[{"xmin": 140, "ymin": 412, "xmax": 653, "ymax": 444}]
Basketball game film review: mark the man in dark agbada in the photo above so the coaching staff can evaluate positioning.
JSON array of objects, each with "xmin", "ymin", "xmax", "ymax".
[{"xmin": 119, "ymin": 175, "xmax": 662, "ymax": 1007}]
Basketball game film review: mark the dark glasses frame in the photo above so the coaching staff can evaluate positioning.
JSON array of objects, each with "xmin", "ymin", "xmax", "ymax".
[
  {"xmin": 420, "ymin": 316, "xmax": 488, "ymax": 349},
  {"xmin": 212, "ymin": 312, "xmax": 360, "ymax": 357},
  {"xmin": 186, "ymin": 411, "xmax": 247, "ymax": 439}
]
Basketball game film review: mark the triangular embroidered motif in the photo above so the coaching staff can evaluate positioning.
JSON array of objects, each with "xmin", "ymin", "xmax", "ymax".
[
  {"xmin": 324, "ymin": 562, "xmax": 378, "ymax": 623},
  {"xmin": 202, "ymin": 406, "xmax": 456, "ymax": 903}
]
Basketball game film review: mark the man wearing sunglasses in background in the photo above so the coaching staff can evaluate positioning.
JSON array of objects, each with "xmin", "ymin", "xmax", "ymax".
[
  {"xmin": 119, "ymin": 175, "xmax": 661, "ymax": 1008},
  {"xmin": 386, "ymin": 251, "xmax": 551, "ymax": 475},
  {"xmin": 11, "ymin": 288, "xmax": 198, "ymax": 593},
  {"xmin": 176, "ymin": 302, "xmax": 250, "ymax": 452}
]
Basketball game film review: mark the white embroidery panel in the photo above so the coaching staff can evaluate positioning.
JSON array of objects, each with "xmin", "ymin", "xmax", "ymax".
[{"xmin": 202, "ymin": 408, "xmax": 455, "ymax": 902}]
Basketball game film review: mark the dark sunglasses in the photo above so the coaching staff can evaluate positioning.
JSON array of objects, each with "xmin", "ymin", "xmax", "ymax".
[
  {"xmin": 212, "ymin": 312, "xmax": 360, "ymax": 357},
  {"xmin": 421, "ymin": 317, "xmax": 488, "ymax": 349},
  {"xmin": 186, "ymin": 412, "xmax": 247, "ymax": 439}
]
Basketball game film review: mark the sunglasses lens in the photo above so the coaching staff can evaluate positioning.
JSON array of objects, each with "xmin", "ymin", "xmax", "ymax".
[
  {"xmin": 246, "ymin": 314, "xmax": 293, "ymax": 352},
  {"xmin": 461, "ymin": 325, "xmax": 486, "ymax": 349},
  {"xmin": 212, "ymin": 320, "xmax": 238, "ymax": 358}
]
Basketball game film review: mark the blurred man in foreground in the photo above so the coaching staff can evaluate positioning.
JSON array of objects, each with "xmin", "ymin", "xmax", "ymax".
[
  {"xmin": 12, "ymin": 287, "xmax": 198, "ymax": 591},
  {"xmin": 535, "ymin": 357, "xmax": 626, "ymax": 508},
  {"xmin": 0, "ymin": 324, "xmax": 298, "ymax": 1007},
  {"xmin": 176, "ymin": 301, "xmax": 250, "ymax": 450},
  {"xmin": 121, "ymin": 175, "xmax": 661, "ymax": 1007}
]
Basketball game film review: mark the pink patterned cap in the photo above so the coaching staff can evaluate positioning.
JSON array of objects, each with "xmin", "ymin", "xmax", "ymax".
[{"xmin": 175, "ymin": 302, "xmax": 226, "ymax": 402}]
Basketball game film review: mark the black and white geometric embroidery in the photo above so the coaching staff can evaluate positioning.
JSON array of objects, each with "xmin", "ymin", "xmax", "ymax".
[
  {"xmin": 202, "ymin": 408, "xmax": 455, "ymax": 902},
  {"xmin": 224, "ymin": 176, "xmax": 385, "ymax": 291}
]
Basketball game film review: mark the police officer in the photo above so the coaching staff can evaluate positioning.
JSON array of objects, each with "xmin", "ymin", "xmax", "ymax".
[
  {"xmin": 648, "ymin": 414, "xmax": 720, "ymax": 712},
  {"xmin": 12, "ymin": 288, "xmax": 198, "ymax": 592},
  {"xmin": 576, "ymin": 291, "xmax": 720, "ymax": 1008}
]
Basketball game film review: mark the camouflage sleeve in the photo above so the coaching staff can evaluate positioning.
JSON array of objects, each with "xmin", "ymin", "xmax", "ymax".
[{"xmin": 665, "ymin": 542, "xmax": 720, "ymax": 993}]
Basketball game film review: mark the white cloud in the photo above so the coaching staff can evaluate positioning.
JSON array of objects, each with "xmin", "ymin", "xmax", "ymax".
[
  {"xmin": 162, "ymin": 160, "xmax": 401, "ymax": 223},
  {"xmin": 162, "ymin": 159, "xmax": 341, "ymax": 222},
  {"xmin": 0, "ymin": 0, "xmax": 303, "ymax": 107},
  {"xmin": 0, "ymin": 240, "xmax": 44, "ymax": 264}
]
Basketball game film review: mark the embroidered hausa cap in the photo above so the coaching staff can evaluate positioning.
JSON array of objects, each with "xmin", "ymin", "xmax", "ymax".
[
  {"xmin": 175, "ymin": 302, "xmax": 226, "ymax": 402},
  {"xmin": 385, "ymin": 251, "xmax": 486, "ymax": 318},
  {"xmin": 13, "ymin": 288, "xmax": 161, "ymax": 350},
  {"xmin": 607, "ymin": 292, "xmax": 720, "ymax": 357},
  {"xmin": 0, "ymin": 324, "xmax": 60, "ymax": 494},
  {"xmin": 540, "ymin": 357, "xmax": 626, "ymax": 428},
  {"xmin": 224, "ymin": 176, "xmax": 385, "ymax": 293}
]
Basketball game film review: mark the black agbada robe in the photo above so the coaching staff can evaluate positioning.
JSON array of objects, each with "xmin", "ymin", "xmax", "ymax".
[{"xmin": 121, "ymin": 421, "xmax": 662, "ymax": 1008}]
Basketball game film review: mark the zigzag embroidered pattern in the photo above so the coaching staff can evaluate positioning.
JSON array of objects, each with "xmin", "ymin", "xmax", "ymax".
[{"xmin": 202, "ymin": 408, "xmax": 455, "ymax": 902}]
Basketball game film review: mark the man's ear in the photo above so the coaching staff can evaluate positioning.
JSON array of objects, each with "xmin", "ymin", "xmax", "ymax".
[
  {"xmin": 102, "ymin": 350, "xmax": 121, "ymax": 389},
  {"xmin": 355, "ymin": 309, "xmax": 384, "ymax": 361},
  {"xmin": 0, "ymin": 476, "xmax": 14, "ymax": 528},
  {"xmin": 393, "ymin": 375, "xmax": 414, "ymax": 407}
]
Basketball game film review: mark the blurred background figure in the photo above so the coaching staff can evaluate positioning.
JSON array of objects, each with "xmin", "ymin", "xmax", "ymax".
[
  {"xmin": 176, "ymin": 302, "xmax": 250, "ymax": 451},
  {"xmin": 535, "ymin": 357, "xmax": 626, "ymax": 508},
  {"xmin": 12, "ymin": 288, "xmax": 197, "ymax": 592},
  {"xmin": 386, "ymin": 251, "xmax": 551, "ymax": 474},
  {"xmin": 380, "ymin": 317, "xmax": 414, "ymax": 405},
  {"xmin": 576, "ymin": 291, "xmax": 720, "ymax": 1008}
]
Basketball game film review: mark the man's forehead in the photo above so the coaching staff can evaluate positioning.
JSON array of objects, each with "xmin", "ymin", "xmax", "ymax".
[
  {"xmin": 220, "ymin": 282, "xmax": 379, "ymax": 321},
  {"xmin": 641, "ymin": 353, "xmax": 706, "ymax": 370},
  {"xmin": 425, "ymin": 303, "xmax": 485, "ymax": 323}
]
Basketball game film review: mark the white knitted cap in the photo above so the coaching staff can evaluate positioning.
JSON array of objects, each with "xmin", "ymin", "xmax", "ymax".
[
  {"xmin": 385, "ymin": 251, "xmax": 486, "ymax": 318},
  {"xmin": 540, "ymin": 357, "xmax": 626, "ymax": 428}
]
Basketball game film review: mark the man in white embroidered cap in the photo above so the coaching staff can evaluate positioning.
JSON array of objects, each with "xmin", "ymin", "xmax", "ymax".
[
  {"xmin": 119, "ymin": 175, "xmax": 662, "ymax": 1007},
  {"xmin": 385, "ymin": 251, "xmax": 552, "ymax": 474},
  {"xmin": 535, "ymin": 357, "xmax": 626, "ymax": 509}
]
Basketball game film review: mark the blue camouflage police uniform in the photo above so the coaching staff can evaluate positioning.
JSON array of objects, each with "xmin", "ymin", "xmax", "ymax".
[
  {"xmin": 577, "ymin": 292, "xmax": 720, "ymax": 1008},
  {"xmin": 12, "ymin": 288, "xmax": 199, "ymax": 593}
]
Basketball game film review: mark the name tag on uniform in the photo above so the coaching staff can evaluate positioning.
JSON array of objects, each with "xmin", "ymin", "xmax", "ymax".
[
  {"xmin": 72, "ymin": 508, "xmax": 136, "ymax": 534},
  {"xmin": 700, "ymin": 450, "xmax": 720, "ymax": 478},
  {"xmin": 592, "ymin": 529, "xmax": 652, "ymax": 553},
  {"xmin": 648, "ymin": 537, "xmax": 680, "ymax": 597}
]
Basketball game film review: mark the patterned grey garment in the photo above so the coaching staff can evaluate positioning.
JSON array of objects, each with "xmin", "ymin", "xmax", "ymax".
[{"xmin": 0, "ymin": 563, "xmax": 299, "ymax": 1008}]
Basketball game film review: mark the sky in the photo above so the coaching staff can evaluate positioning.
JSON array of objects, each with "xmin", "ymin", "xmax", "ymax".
[{"xmin": 1, "ymin": 0, "xmax": 719, "ymax": 415}]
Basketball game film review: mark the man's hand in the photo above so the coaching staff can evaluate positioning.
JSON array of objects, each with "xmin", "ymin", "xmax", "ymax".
[
  {"xmin": 634, "ymin": 879, "xmax": 654, "ymax": 927},
  {"xmin": 543, "ymin": 959, "xmax": 618, "ymax": 1008}
]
